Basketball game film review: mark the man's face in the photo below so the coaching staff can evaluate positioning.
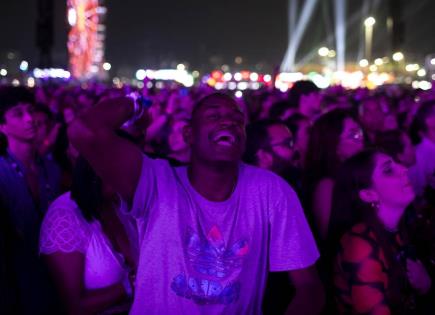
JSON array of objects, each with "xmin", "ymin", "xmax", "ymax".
[
  {"xmin": 266, "ymin": 124, "xmax": 295, "ymax": 171},
  {"xmin": 185, "ymin": 96, "xmax": 246, "ymax": 163},
  {"xmin": 300, "ymin": 92, "xmax": 322, "ymax": 118},
  {"xmin": 359, "ymin": 100, "xmax": 385, "ymax": 132},
  {"xmin": 0, "ymin": 103, "xmax": 36, "ymax": 142}
]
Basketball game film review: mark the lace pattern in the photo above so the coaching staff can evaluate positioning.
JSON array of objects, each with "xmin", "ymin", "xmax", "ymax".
[{"xmin": 40, "ymin": 201, "xmax": 90, "ymax": 254}]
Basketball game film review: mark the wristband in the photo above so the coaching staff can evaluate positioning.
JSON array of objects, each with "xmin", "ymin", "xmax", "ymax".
[{"xmin": 123, "ymin": 92, "xmax": 152, "ymax": 127}]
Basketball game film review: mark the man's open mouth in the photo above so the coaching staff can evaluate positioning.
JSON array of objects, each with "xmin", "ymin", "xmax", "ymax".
[{"xmin": 211, "ymin": 130, "xmax": 237, "ymax": 147}]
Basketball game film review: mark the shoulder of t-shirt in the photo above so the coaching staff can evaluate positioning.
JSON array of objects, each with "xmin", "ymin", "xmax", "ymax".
[
  {"xmin": 143, "ymin": 153, "xmax": 173, "ymax": 168},
  {"xmin": 241, "ymin": 163, "xmax": 298, "ymax": 196}
]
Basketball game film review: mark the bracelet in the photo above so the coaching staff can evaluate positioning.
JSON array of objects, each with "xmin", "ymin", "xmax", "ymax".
[{"xmin": 123, "ymin": 92, "xmax": 150, "ymax": 127}]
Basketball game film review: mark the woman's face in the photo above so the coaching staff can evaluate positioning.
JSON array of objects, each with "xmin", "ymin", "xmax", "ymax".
[
  {"xmin": 397, "ymin": 133, "xmax": 416, "ymax": 167},
  {"xmin": 337, "ymin": 117, "xmax": 364, "ymax": 161},
  {"xmin": 369, "ymin": 153, "xmax": 415, "ymax": 209}
]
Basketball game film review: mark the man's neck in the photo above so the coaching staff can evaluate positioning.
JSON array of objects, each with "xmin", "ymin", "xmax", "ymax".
[
  {"xmin": 188, "ymin": 159, "xmax": 239, "ymax": 202},
  {"xmin": 169, "ymin": 149, "xmax": 190, "ymax": 164},
  {"xmin": 8, "ymin": 138, "xmax": 36, "ymax": 168}
]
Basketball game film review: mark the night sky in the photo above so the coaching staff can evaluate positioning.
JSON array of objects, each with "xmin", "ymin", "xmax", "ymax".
[{"xmin": 0, "ymin": 0, "xmax": 434, "ymax": 74}]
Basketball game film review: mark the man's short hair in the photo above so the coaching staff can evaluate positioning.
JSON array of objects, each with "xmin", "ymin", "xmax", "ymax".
[
  {"xmin": 289, "ymin": 80, "xmax": 320, "ymax": 107},
  {"xmin": 191, "ymin": 92, "xmax": 236, "ymax": 121},
  {"xmin": 243, "ymin": 119, "xmax": 284, "ymax": 165},
  {"xmin": 0, "ymin": 86, "xmax": 35, "ymax": 123}
]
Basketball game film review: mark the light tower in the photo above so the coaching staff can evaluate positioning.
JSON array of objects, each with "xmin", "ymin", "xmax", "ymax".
[{"xmin": 67, "ymin": 0, "xmax": 106, "ymax": 80}]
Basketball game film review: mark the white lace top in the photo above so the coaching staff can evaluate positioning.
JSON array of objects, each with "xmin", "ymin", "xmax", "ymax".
[{"xmin": 40, "ymin": 192, "xmax": 131, "ymax": 290}]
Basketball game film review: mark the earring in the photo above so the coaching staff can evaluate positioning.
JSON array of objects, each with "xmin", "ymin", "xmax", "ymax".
[{"xmin": 371, "ymin": 201, "xmax": 380, "ymax": 210}]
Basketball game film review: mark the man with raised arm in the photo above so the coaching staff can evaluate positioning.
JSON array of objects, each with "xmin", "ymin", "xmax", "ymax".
[{"xmin": 68, "ymin": 93, "xmax": 324, "ymax": 315}]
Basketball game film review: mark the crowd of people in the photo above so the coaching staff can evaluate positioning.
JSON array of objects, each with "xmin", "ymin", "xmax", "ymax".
[{"xmin": 1, "ymin": 78, "xmax": 435, "ymax": 315}]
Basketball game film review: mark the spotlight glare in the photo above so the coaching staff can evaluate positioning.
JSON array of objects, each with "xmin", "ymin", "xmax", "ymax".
[
  {"xmin": 327, "ymin": 50, "xmax": 336, "ymax": 58},
  {"xmin": 27, "ymin": 77, "xmax": 35, "ymax": 87},
  {"xmin": 369, "ymin": 65, "xmax": 378, "ymax": 72},
  {"xmin": 359, "ymin": 59, "xmax": 369, "ymax": 67},
  {"xmin": 374, "ymin": 58, "xmax": 383, "ymax": 66},
  {"xmin": 392, "ymin": 52, "xmax": 404, "ymax": 62},
  {"xmin": 223, "ymin": 72, "xmax": 232, "ymax": 81},
  {"xmin": 68, "ymin": 8, "xmax": 77, "ymax": 26},
  {"xmin": 19, "ymin": 60, "xmax": 29, "ymax": 71},
  {"xmin": 417, "ymin": 69, "xmax": 426, "ymax": 77},
  {"xmin": 249, "ymin": 72, "xmax": 259, "ymax": 81},
  {"xmin": 405, "ymin": 64, "xmax": 420, "ymax": 72},
  {"xmin": 135, "ymin": 69, "xmax": 146, "ymax": 80},
  {"xmin": 318, "ymin": 47, "xmax": 330, "ymax": 57},
  {"xmin": 364, "ymin": 17, "xmax": 376, "ymax": 27},
  {"xmin": 102, "ymin": 62, "xmax": 111, "ymax": 71}
]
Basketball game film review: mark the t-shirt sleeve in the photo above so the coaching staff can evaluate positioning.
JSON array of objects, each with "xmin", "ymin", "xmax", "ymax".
[
  {"xmin": 122, "ymin": 154, "xmax": 170, "ymax": 219},
  {"xmin": 268, "ymin": 178, "xmax": 319, "ymax": 271},
  {"xmin": 39, "ymin": 202, "xmax": 89, "ymax": 254}
]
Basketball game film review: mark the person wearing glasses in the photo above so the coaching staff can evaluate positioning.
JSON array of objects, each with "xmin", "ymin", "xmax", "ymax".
[
  {"xmin": 303, "ymin": 108, "xmax": 365, "ymax": 313},
  {"xmin": 68, "ymin": 93, "xmax": 323, "ymax": 315},
  {"xmin": 304, "ymin": 109, "xmax": 365, "ymax": 242},
  {"xmin": 243, "ymin": 119, "xmax": 313, "ymax": 314},
  {"xmin": 243, "ymin": 119, "xmax": 299, "ymax": 192}
]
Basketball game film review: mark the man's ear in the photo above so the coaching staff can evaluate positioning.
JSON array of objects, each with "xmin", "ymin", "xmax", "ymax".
[
  {"xmin": 256, "ymin": 149, "xmax": 273, "ymax": 169},
  {"xmin": 182, "ymin": 123, "xmax": 193, "ymax": 146},
  {"xmin": 359, "ymin": 188, "xmax": 379, "ymax": 204}
]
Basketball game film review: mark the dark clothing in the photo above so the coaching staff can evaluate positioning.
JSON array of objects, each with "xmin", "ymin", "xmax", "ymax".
[
  {"xmin": 0, "ymin": 150, "xmax": 61, "ymax": 314},
  {"xmin": 334, "ymin": 223, "xmax": 433, "ymax": 315},
  {"xmin": 262, "ymin": 166, "xmax": 302, "ymax": 315}
]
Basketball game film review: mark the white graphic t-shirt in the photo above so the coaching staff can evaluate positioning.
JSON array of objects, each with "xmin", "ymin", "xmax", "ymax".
[{"xmin": 126, "ymin": 155, "xmax": 319, "ymax": 315}]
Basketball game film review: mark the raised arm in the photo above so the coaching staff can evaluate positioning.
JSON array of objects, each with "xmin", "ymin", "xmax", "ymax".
[{"xmin": 67, "ymin": 97, "xmax": 143, "ymax": 204}]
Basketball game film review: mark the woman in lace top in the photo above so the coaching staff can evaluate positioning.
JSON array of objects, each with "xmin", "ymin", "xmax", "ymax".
[{"xmin": 40, "ymin": 156, "xmax": 138, "ymax": 315}]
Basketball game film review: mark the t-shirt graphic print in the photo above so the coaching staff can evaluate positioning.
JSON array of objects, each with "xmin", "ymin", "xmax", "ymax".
[{"xmin": 171, "ymin": 225, "xmax": 249, "ymax": 305}]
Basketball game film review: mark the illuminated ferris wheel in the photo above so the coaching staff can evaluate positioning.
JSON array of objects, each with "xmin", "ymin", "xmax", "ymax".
[{"xmin": 67, "ymin": 0, "xmax": 106, "ymax": 80}]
